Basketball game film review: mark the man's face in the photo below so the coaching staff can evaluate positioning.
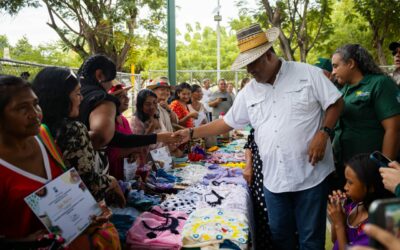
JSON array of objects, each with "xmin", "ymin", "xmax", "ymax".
[
  {"xmin": 246, "ymin": 52, "xmax": 274, "ymax": 83},
  {"xmin": 393, "ymin": 47, "xmax": 400, "ymax": 68},
  {"xmin": 203, "ymin": 80, "xmax": 210, "ymax": 89},
  {"xmin": 218, "ymin": 80, "xmax": 227, "ymax": 92}
]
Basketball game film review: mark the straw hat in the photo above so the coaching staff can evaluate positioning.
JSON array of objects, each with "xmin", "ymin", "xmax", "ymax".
[
  {"xmin": 146, "ymin": 79, "xmax": 171, "ymax": 90},
  {"xmin": 231, "ymin": 24, "xmax": 280, "ymax": 70}
]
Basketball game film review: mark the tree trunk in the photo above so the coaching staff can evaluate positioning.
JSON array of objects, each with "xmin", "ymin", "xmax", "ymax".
[
  {"xmin": 261, "ymin": 0, "xmax": 295, "ymax": 61},
  {"xmin": 371, "ymin": 29, "xmax": 387, "ymax": 65}
]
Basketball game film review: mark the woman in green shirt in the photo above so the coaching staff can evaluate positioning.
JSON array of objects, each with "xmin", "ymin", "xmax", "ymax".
[{"xmin": 331, "ymin": 44, "xmax": 400, "ymax": 188}]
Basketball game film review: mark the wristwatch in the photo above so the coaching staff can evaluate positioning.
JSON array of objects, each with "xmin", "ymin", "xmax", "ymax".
[{"xmin": 320, "ymin": 126, "xmax": 334, "ymax": 137}]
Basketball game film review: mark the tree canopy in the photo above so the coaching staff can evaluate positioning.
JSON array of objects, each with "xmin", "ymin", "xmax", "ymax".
[{"xmin": 1, "ymin": 0, "xmax": 399, "ymax": 73}]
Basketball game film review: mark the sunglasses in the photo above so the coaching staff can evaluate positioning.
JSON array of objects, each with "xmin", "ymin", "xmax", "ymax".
[{"xmin": 65, "ymin": 69, "xmax": 78, "ymax": 81}]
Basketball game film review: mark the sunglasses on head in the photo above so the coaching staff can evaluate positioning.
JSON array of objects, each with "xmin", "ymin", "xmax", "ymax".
[{"xmin": 65, "ymin": 69, "xmax": 77, "ymax": 81}]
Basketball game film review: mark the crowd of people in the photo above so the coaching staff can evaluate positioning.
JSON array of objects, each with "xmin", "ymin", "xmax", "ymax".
[{"xmin": 1, "ymin": 22, "xmax": 400, "ymax": 250}]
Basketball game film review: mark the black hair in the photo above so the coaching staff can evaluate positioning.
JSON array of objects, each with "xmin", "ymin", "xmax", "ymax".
[
  {"xmin": 191, "ymin": 84, "xmax": 201, "ymax": 93},
  {"xmin": 135, "ymin": 89, "xmax": 158, "ymax": 122},
  {"xmin": 77, "ymin": 54, "xmax": 117, "ymax": 88},
  {"xmin": 334, "ymin": 44, "xmax": 383, "ymax": 75},
  {"xmin": 173, "ymin": 82, "xmax": 191, "ymax": 101},
  {"xmin": 0, "ymin": 75, "xmax": 31, "ymax": 117},
  {"xmin": 345, "ymin": 153, "xmax": 393, "ymax": 209},
  {"xmin": 32, "ymin": 67, "xmax": 79, "ymax": 139}
]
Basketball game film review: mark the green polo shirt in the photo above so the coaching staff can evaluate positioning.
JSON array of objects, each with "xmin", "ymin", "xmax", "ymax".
[{"xmin": 333, "ymin": 74, "xmax": 400, "ymax": 164}]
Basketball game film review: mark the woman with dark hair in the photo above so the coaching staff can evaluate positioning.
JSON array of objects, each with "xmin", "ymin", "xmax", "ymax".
[
  {"xmin": 188, "ymin": 84, "xmax": 207, "ymax": 127},
  {"xmin": 130, "ymin": 89, "xmax": 166, "ymax": 169},
  {"xmin": 131, "ymin": 89, "xmax": 165, "ymax": 144},
  {"xmin": 332, "ymin": 44, "xmax": 400, "ymax": 188},
  {"xmin": 32, "ymin": 67, "xmax": 125, "ymax": 206},
  {"xmin": 77, "ymin": 54, "xmax": 179, "ymax": 152},
  {"xmin": 169, "ymin": 82, "xmax": 198, "ymax": 128},
  {"xmin": 0, "ymin": 75, "xmax": 64, "ymax": 240}
]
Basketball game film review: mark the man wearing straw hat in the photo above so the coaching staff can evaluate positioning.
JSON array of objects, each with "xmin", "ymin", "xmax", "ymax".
[{"xmin": 175, "ymin": 24, "xmax": 344, "ymax": 249}]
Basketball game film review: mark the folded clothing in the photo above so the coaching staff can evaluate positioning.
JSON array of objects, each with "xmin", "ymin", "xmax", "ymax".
[
  {"xmin": 197, "ymin": 183, "xmax": 250, "ymax": 215},
  {"xmin": 126, "ymin": 206, "xmax": 188, "ymax": 250},
  {"xmin": 159, "ymin": 185, "xmax": 206, "ymax": 214},
  {"xmin": 110, "ymin": 207, "xmax": 139, "ymax": 243},
  {"xmin": 203, "ymin": 166, "xmax": 246, "ymax": 187},
  {"xmin": 126, "ymin": 189, "xmax": 161, "ymax": 211},
  {"xmin": 182, "ymin": 207, "xmax": 249, "ymax": 249}
]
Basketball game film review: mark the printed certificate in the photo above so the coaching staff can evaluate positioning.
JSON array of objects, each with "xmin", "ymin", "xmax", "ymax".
[
  {"xmin": 25, "ymin": 168, "xmax": 101, "ymax": 244},
  {"xmin": 150, "ymin": 146, "xmax": 173, "ymax": 171}
]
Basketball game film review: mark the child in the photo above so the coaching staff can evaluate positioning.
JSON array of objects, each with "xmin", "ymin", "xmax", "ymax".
[{"xmin": 328, "ymin": 153, "xmax": 393, "ymax": 250}]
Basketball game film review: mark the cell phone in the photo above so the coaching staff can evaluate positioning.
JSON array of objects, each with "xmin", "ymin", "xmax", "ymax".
[
  {"xmin": 221, "ymin": 97, "xmax": 228, "ymax": 101},
  {"xmin": 370, "ymin": 151, "xmax": 392, "ymax": 167},
  {"xmin": 369, "ymin": 198, "xmax": 400, "ymax": 249}
]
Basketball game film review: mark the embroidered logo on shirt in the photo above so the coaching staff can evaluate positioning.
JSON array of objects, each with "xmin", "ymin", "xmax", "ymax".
[{"xmin": 355, "ymin": 91, "xmax": 370, "ymax": 97}]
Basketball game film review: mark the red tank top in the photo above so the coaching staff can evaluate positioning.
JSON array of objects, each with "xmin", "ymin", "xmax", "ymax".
[{"xmin": 0, "ymin": 137, "xmax": 64, "ymax": 238}]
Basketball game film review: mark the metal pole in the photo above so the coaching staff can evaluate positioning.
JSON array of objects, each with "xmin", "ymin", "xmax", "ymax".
[
  {"xmin": 167, "ymin": 0, "xmax": 176, "ymax": 86},
  {"xmin": 215, "ymin": 0, "xmax": 221, "ymax": 81}
]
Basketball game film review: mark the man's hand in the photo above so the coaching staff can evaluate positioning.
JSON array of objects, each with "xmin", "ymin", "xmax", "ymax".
[
  {"xmin": 308, "ymin": 131, "xmax": 329, "ymax": 166},
  {"xmin": 173, "ymin": 128, "xmax": 190, "ymax": 144},
  {"xmin": 380, "ymin": 161, "xmax": 400, "ymax": 193},
  {"xmin": 156, "ymin": 131, "xmax": 182, "ymax": 144},
  {"xmin": 349, "ymin": 224, "xmax": 400, "ymax": 250}
]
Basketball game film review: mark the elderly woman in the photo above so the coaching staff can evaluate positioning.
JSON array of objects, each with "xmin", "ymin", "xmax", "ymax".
[
  {"xmin": 0, "ymin": 75, "xmax": 64, "ymax": 240},
  {"xmin": 332, "ymin": 44, "xmax": 400, "ymax": 187}
]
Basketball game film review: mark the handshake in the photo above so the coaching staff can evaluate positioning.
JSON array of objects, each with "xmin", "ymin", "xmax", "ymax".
[{"xmin": 155, "ymin": 128, "xmax": 192, "ymax": 145}]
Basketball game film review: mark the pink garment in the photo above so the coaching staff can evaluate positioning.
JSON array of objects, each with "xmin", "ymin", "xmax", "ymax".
[
  {"xmin": 107, "ymin": 115, "xmax": 132, "ymax": 180},
  {"xmin": 126, "ymin": 206, "xmax": 188, "ymax": 250}
]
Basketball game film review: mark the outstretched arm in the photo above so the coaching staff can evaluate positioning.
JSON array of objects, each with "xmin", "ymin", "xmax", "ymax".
[{"xmin": 174, "ymin": 118, "xmax": 232, "ymax": 143}]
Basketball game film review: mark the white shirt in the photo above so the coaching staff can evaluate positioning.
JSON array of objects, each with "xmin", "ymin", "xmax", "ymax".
[
  {"xmin": 224, "ymin": 60, "xmax": 342, "ymax": 193},
  {"xmin": 201, "ymin": 88, "xmax": 213, "ymax": 112}
]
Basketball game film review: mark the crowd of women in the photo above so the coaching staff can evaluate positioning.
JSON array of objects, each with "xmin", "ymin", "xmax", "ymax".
[{"xmin": 1, "ymin": 40, "xmax": 400, "ymax": 250}]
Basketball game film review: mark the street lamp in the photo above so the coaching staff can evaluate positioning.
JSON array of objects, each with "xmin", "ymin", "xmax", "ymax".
[{"xmin": 213, "ymin": 0, "xmax": 222, "ymax": 81}]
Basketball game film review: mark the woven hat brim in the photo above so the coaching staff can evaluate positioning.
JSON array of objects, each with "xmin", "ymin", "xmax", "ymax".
[
  {"xmin": 231, "ymin": 27, "xmax": 280, "ymax": 70},
  {"xmin": 231, "ymin": 43, "xmax": 272, "ymax": 70}
]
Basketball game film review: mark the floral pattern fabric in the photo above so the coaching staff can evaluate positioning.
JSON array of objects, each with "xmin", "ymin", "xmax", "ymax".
[
  {"xmin": 56, "ymin": 120, "xmax": 113, "ymax": 201},
  {"xmin": 169, "ymin": 100, "xmax": 193, "ymax": 128}
]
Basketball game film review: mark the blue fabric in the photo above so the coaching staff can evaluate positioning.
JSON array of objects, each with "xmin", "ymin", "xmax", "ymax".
[
  {"xmin": 263, "ymin": 178, "xmax": 329, "ymax": 250},
  {"xmin": 126, "ymin": 189, "xmax": 161, "ymax": 211},
  {"xmin": 111, "ymin": 207, "xmax": 140, "ymax": 243}
]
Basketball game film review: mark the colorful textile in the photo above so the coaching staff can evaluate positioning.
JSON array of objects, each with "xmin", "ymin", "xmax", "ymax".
[
  {"xmin": 126, "ymin": 206, "xmax": 188, "ymax": 250},
  {"xmin": 202, "ymin": 166, "xmax": 247, "ymax": 187},
  {"xmin": 169, "ymin": 100, "xmax": 194, "ymax": 128},
  {"xmin": 168, "ymin": 164, "xmax": 210, "ymax": 185},
  {"xmin": 182, "ymin": 207, "xmax": 249, "ymax": 249},
  {"xmin": 38, "ymin": 124, "xmax": 67, "ymax": 171}
]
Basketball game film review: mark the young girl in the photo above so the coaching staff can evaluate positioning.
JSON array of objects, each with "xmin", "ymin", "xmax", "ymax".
[
  {"xmin": 169, "ymin": 82, "xmax": 198, "ymax": 128},
  {"xmin": 328, "ymin": 153, "xmax": 393, "ymax": 250}
]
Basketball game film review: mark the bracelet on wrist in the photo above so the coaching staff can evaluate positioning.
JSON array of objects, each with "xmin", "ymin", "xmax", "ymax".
[{"xmin": 189, "ymin": 128, "xmax": 194, "ymax": 140}]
